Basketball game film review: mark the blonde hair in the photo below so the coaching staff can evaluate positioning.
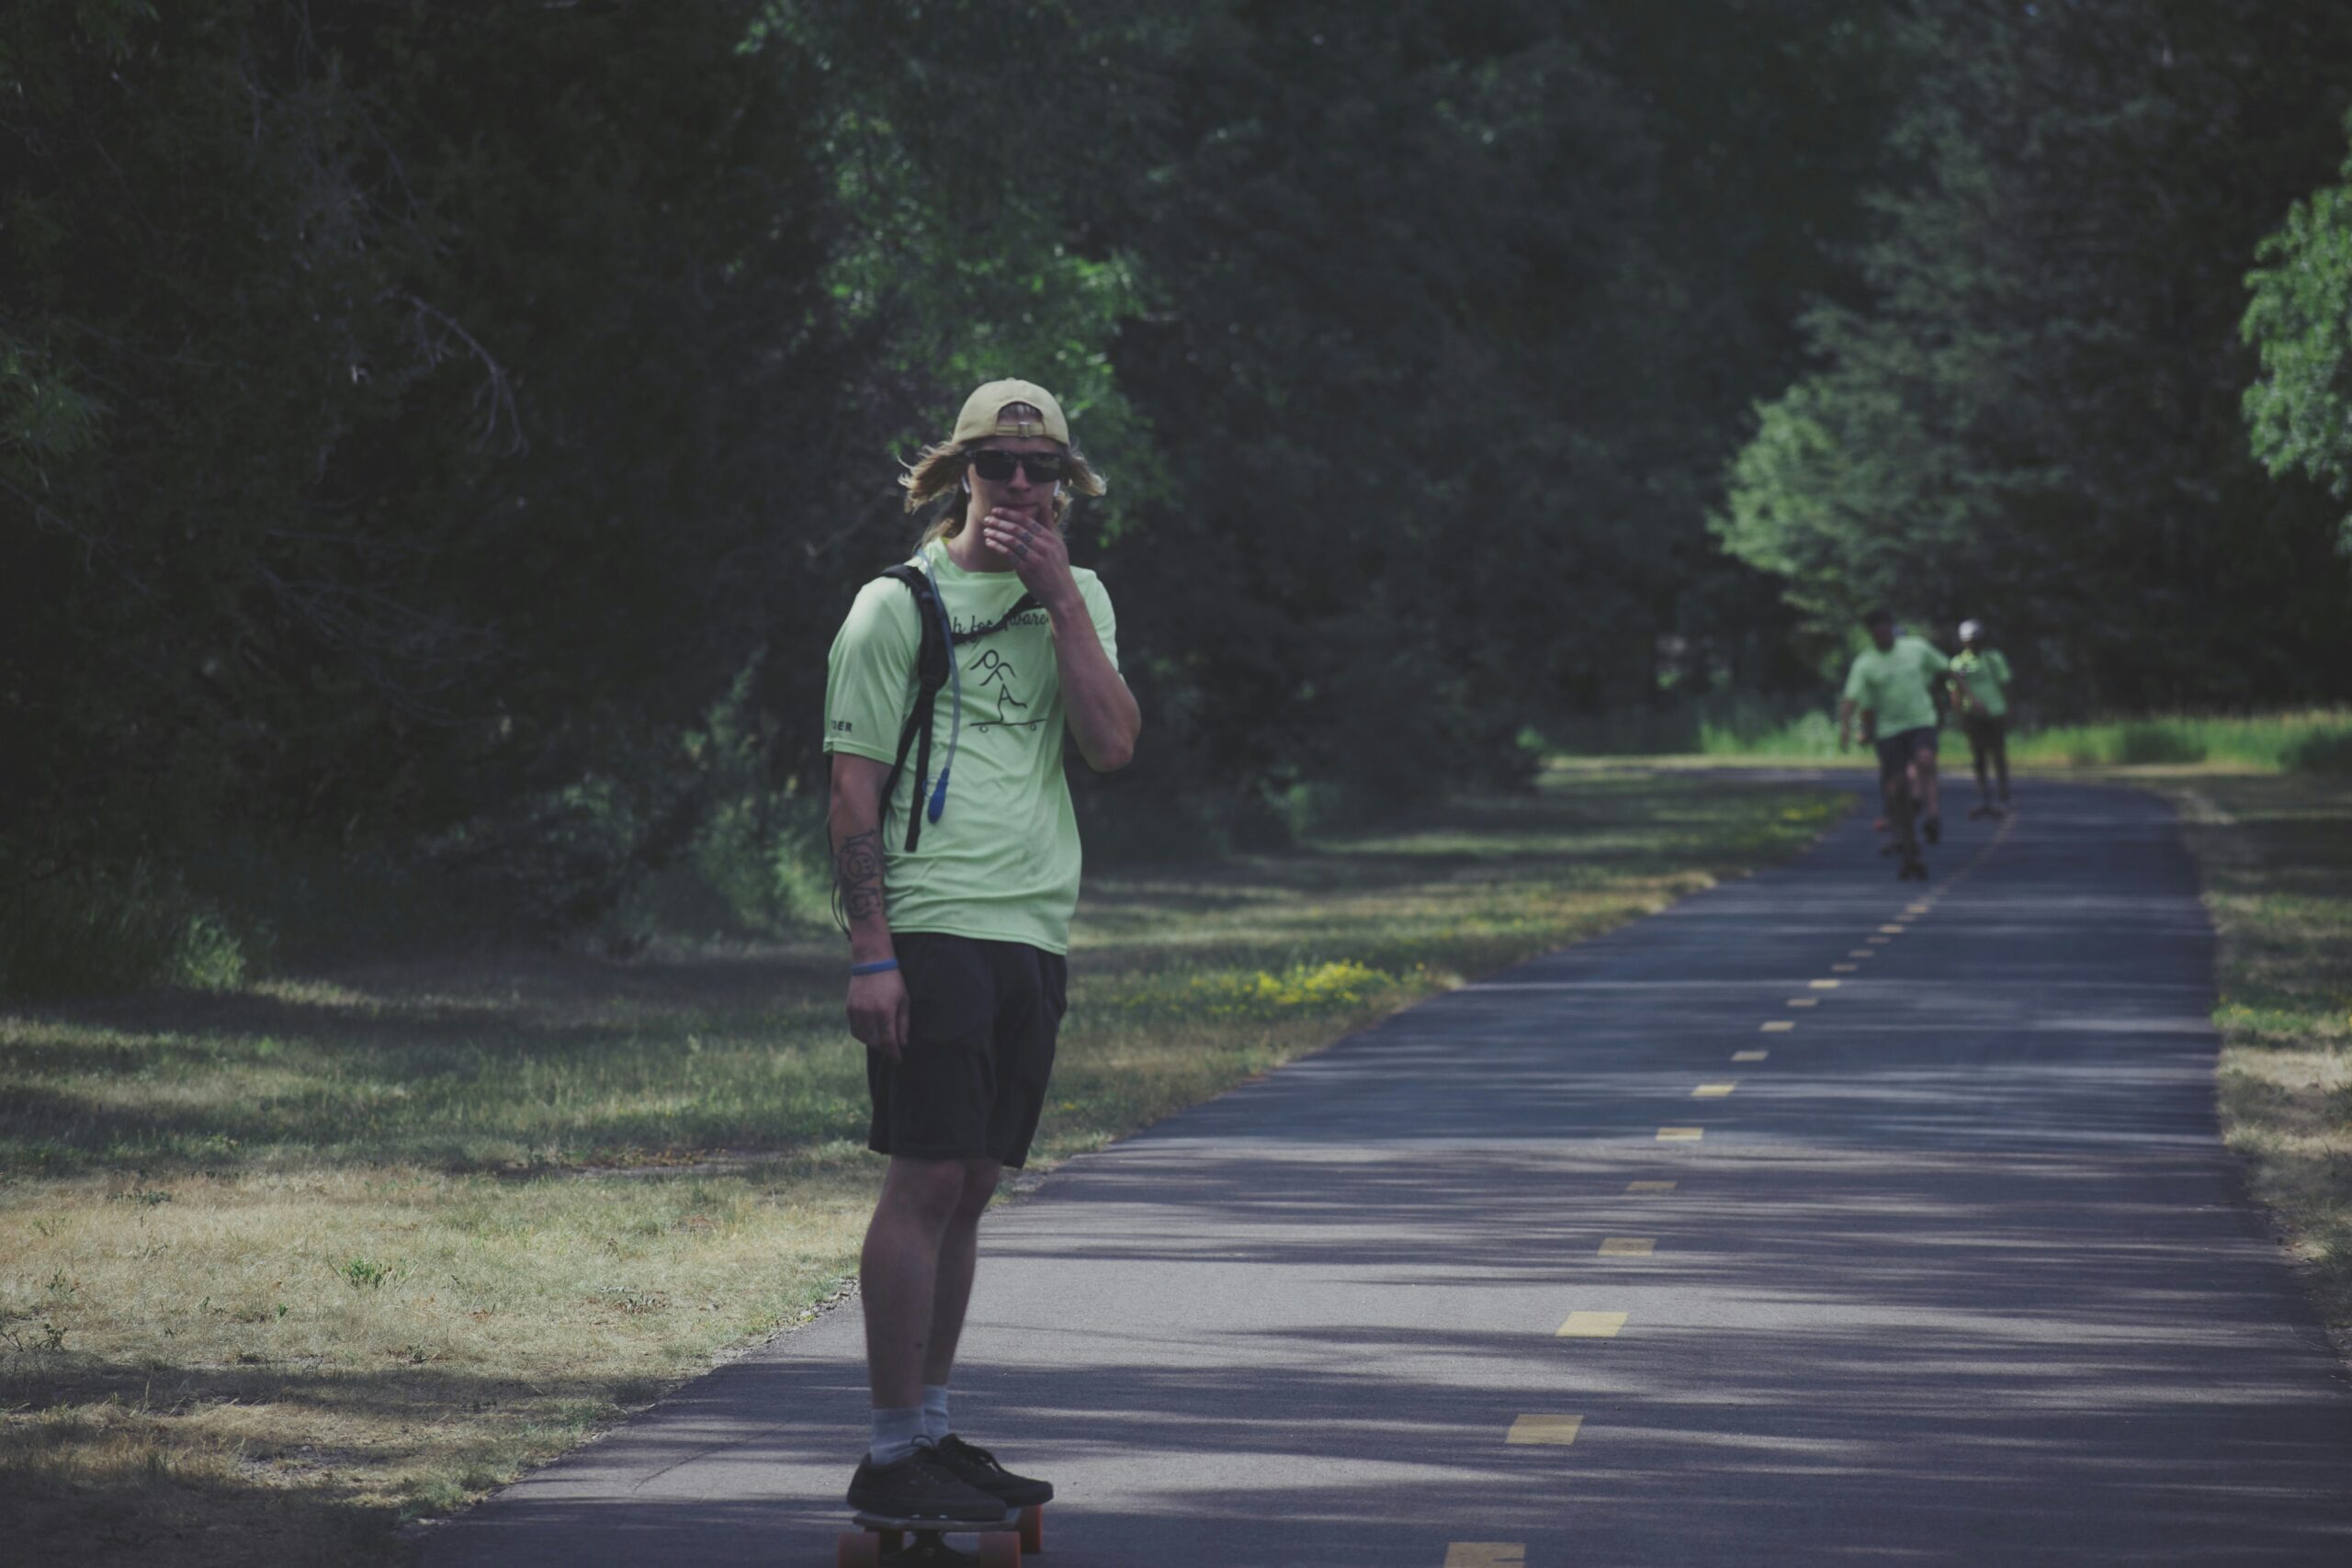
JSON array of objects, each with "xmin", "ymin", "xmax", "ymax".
[{"xmin": 899, "ymin": 406, "xmax": 1108, "ymax": 548}]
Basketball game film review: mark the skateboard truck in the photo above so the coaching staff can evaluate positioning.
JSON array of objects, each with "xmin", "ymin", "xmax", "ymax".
[{"xmin": 837, "ymin": 1504, "xmax": 1042, "ymax": 1567}]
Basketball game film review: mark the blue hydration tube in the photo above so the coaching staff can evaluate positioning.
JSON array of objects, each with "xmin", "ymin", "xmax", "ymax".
[{"xmin": 918, "ymin": 552, "xmax": 961, "ymax": 824}]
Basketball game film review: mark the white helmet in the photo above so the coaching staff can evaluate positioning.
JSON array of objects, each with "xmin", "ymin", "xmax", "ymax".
[{"xmin": 1957, "ymin": 619, "xmax": 1984, "ymax": 643}]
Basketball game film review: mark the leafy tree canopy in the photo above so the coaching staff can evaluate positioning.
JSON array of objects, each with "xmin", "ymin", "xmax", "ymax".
[
  {"xmin": 2245, "ymin": 109, "xmax": 2352, "ymax": 558},
  {"xmin": 1721, "ymin": 0, "xmax": 2352, "ymax": 709},
  {"xmin": 15, "ymin": 0, "xmax": 2347, "ymax": 976}
]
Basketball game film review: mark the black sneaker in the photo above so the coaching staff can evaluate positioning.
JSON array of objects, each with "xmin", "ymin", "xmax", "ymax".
[
  {"xmin": 930, "ymin": 1433, "xmax": 1055, "ymax": 1507},
  {"xmin": 846, "ymin": 1448, "xmax": 1009, "ymax": 1522},
  {"xmin": 1921, "ymin": 815, "xmax": 1941, "ymax": 845}
]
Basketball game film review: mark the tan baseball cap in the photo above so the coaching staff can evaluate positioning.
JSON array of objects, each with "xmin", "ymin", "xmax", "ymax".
[{"xmin": 951, "ymin": 378, "xmax": 1070, "ymax": 446}]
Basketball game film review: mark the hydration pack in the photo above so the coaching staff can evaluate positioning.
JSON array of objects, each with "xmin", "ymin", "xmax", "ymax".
[{"xmin": 876, "ymin": 563, "xmax": 1039, "ymax": 852}]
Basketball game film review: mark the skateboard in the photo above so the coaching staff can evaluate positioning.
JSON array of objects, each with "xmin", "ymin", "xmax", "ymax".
[{"xmin": 836, "ymin": 1504, "xmax": 1043, "ymax": 1567}]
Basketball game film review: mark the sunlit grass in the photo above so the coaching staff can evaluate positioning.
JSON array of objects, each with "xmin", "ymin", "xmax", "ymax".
[
  {"xmin": 2009, "ymin": 709, "xmax": 2352, "ymax": 770},
  {"xmin": 0, "ymin": 772, "xmax": 1845, "ymax": 1565},
  {"xmin": 0, "ymin": 1160, "xmax": 874, "ymax": 1558}
]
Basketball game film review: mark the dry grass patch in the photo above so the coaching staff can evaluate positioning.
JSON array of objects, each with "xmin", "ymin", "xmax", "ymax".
[
  {"xmin": 2, "ymin": 1160, "xmax": 873, "ymax": 1563},
  {"xmin": 2160, "ymin": 772, "xmax": 2352, "ymax": 1358},
  {"xmin": 1, "ymin": 771, "xmax": 1845, "ymax": 1564}
]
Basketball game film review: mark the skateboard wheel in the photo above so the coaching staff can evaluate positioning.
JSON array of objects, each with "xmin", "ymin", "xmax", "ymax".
[
  {"xmin": 836, "ymin": 1529, "xmax": 881, "ymax": 1568},
  {"xmin": 977, "ymin": 1529, "xmax": 1022, "ymax": 1568},
  {"xmin": 1018, "ymin": 1504, "xmax": 1044, "ymax": 1552}
]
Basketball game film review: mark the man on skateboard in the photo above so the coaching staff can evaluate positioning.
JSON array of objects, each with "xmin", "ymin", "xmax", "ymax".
[
  {"xmin": 1838, "ymin": 607, "xmax": 1967, "ymax": 877},
  {"xmin": 824, "ymin": 379, "xmax": 1140, "ymax": 1523},
  {"xmin": 1949, "ymin": 618, "xmax": 2014, "ymax": 818}
]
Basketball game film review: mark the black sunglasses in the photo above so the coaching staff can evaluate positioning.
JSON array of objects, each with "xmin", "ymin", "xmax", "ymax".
[{"xmin": 967, "ymin": 449, "xmax": 1065, "ymax": 484}]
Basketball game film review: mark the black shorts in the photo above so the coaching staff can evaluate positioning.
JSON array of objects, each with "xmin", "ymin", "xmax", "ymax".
[
  {"xmin": 1874, "ymin": 726, "xmax": 1939, "ymax": 783},
  {"xmin": 868, "ymin": 932, "xmax": 1066, "ymax": 1168},
  {"xmin": 1962, "ymin": 712, "xmax": 2007, "ymax": 753}
]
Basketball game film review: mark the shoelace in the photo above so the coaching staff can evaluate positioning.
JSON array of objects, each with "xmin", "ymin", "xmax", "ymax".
[
  {"xmin": 889, "ymin": 1450, "xmax": 996, "ymax": 1504},
  {"xmin": 939, "ymin": 1436, "xmax": 1005, "ymax": 1473}
]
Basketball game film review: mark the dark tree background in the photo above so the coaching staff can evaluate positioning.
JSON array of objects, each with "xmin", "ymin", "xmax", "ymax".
[
  {"xmin": 1720, "ymin": 0, "xmax": 2352, "ymax": 709},
  {"xmin": 4, "ymin": 0, "xmax": 2346, "ymax": 989}
]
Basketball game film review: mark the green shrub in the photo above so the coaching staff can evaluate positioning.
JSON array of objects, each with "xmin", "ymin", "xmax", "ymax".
[
  {"xmin": 2287, "ymin": 730, "xmax": 2352, "ymax": 773},
  {"xmin": 2112, "ymin": 723, "xmax": 2209, "ymax": 764},
  {"xmin": 1702, "ymin": 708, "xmax": 1841, "ymax": 758},
  {"xmin": 762, "ymin": 795, "xmax": 839, "ymax": 927},
  {"xmin": 0, "ymin": 864, "xmax": 248, "ymax": 998},
  {"xmin": 1542, "ymin": 692, "xmax": 1830, "ymax": 758}
]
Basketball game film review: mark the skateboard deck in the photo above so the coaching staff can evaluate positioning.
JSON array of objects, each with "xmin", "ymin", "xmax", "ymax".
[{"xmin": 836, "ymin": 1503, "xmax": 1042, "ymax": 1567}]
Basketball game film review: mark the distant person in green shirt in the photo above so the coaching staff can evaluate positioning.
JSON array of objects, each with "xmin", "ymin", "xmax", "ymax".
[
  {"xmin": 1838, "ymin": 607, "xmax": 1970, "ymax": 865},
  {"xmin": 823, "ymin": 379, "xmax": 1140, "ymax": 1525},
  {"xmin": 1950, "ymin": 618, "xmax": 2013, "ymax": 818}
]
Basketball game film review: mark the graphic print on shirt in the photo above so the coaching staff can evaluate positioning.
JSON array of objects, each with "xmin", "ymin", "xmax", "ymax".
[
  {"xmin": 970, "ymin": 648, "xmax": 1028, "ymax": 711},
  {"xmin": 967, "ymin": 630, "xmax": 1052, "ymax": 734}
]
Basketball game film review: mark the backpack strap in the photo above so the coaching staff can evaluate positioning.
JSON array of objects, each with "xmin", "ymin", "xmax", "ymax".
[
  {"xmin": 876, "ymin": 565, "xmax": 945, "ymax": 852},
  {"xmin": 873, "ymin": 563, "xmax": 1043, "ymax": 852}
]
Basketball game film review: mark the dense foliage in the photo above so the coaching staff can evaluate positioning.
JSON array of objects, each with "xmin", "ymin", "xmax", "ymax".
[
  {"xmin": 4, "ymin": 0, "xmax": 877, "ymax": 968},
  {"xmin": 2245, "ymin": 110, "xmax": 2352, "ymax": 558},
  {"xmin": 791, "ymin": 0, "xmax": 1897, "ymax": 827},
  {"xmin": 1721, "ymin": 1, "xmax": 2352, "ymax": 711},
  {"xmin": 5, "ymin": 0, "xmax": 2347, "ymax": 987}
]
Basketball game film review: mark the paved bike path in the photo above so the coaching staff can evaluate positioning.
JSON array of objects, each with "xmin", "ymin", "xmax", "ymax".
[{"xmin": 420, "ymin": 779, "xmax": 2352, "ymax": 1566}]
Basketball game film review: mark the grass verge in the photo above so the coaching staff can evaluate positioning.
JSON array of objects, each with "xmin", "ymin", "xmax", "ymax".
[
  {"xmin": 2008, "ymin": 710, "xmax": 2352, "ymax": 770},
  {"xmin": 2157, "ymin": 771, "xmax": 2352, "ymax": 1359},
  {"xmin": 1673, "ymin": 705, "xmax": 2352, "ymax": 767},
  {"xmin": 0, "ymin": 769, "xmax": 1845, "ymax": 1566}
]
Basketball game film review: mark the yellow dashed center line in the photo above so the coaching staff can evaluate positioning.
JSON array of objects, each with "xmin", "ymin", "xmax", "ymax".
[
  {"xmin": 1506, "ymin": 1414, "xmax": 1584, "ymax": 1446},
  {"xmin": 1499, "ymin": 810, "xmax": 2007, "ymax": 1537},
  {"xmin": 1445, "ymin": 1546, "xmax": 1527, "ymax": 1568}
]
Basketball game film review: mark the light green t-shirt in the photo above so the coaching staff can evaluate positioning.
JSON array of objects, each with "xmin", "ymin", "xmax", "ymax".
[
  {"xmin": 1951, "ymin": 648, "xmax": 2012, "ymax": 718},
  {"xmin": 1843, "ymin": 635, "xmax": 1951, "ymax": 736},
  {"xmin": 823, "ymin": 540, "xmax": 1119, "ymax": 955}
]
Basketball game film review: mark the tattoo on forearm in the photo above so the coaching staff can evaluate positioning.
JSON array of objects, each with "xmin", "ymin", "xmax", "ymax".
[{"xmin": 834, "ymin": 829, "xmax": 886, "ymax": 922}]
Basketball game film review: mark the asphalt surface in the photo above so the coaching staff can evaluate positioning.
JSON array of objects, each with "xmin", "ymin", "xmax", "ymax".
[{"xmin": 418, "ymin": 778, "xmax": 2352, "ymax": 1567}]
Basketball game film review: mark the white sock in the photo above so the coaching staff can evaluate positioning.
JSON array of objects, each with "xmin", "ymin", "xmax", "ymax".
[
  {"xmin": 921, "ymin": 1383, "xmax": 951, "ymax": 1443},
  {"xmin": 869, "ymin": 1405, "xmax": 926, "ymax": 1466}
]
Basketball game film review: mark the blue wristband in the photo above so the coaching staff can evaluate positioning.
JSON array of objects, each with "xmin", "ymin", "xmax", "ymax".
[{"xmin": 848, "ymin": 958, "xmax": 900, "ymax": 976}]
